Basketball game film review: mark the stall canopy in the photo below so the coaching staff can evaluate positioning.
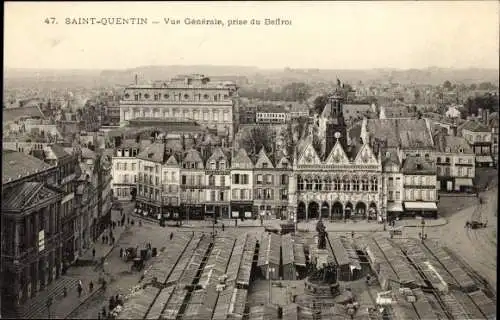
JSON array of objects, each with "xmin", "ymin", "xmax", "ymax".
[
  {"xmin": 387, "ymin": 203, "xmax": 404, "ymax": 212},
  {"xmin": 404, "ymin": 202, "xmax": 438, "ymax": 210},
  {"xmin": 455, "ymin": 178, "xmax": 474, "ymax": 186}
]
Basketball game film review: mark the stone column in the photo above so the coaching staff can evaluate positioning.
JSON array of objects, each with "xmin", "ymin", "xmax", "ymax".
[
  {"xmin": 14, "ymin": 222, "xmax": 19, "ymax": 257},
  {"xmin": 305, "ymin": 201, "xmax": 309, "ymax": 222}
]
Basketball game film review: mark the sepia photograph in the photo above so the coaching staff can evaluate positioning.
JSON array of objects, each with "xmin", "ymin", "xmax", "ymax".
[{"xmin": 2, "ymin": 1, "xmax": 498, "ymax": 319}]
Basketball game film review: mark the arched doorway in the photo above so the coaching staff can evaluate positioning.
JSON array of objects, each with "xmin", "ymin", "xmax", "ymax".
[
  {"xmin": 368, "ymin": 202, "xmax": 377, "ymax": 221},
  {"xmin": 321, "ymin": 202, "xmax": 330, "ymax": 219},
  {"xmin": 297, "ymin": 201, "xmax": 306, "ymax": 221},
  {"xmin": 355, "ymin": 202, "xmax": 367, "ymax": 219},
  {"xmin": 332, "ymin": 202, "xmax": 343, "ymax": 220},
  {"xmin": 345, "ymin": 202, "xmax": 353, "ymax": 219},
  {"xmin": 308, "ymin": 202, "xmax": 320, "ymax": 220}
]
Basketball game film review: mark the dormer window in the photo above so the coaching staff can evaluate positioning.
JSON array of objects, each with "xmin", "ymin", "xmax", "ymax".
[
  {"xmin": 459, "ymin": 148, "xmax": 463, "ymax": 153},
  {"xmin": 416, "ymin": 164, "xmax": 423, "ymax": 170},
  {"xmin": 210, "ymin": 161, "xmax": 216, "ymax": 170},
  {"xmin": 262, "ymin": 163, "xmax": 268, "ymax": 169},
  {"xmin": 219, "ymin": 160, "xmax": 225, "ymax": 169}
]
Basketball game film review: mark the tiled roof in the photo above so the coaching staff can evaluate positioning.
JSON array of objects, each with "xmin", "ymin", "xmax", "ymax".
[
  {"xmin": 49, "ymin": 144, "xmax": 71, "ymax": 159},
  {"xmin": 232, "ymin": 148, "xmax": 253, "ymax": 168},
  {"xmin": 119, "ymin": 139, "xmax": 141, "ymax": 149},
  {"xmin": 183, "ymin": 148, "xmax": 203, "ymax": 165},
  {"xmin": 434, "ymin": 134, "xmax": 473, "ymax": 154},
  {"xmin": 136, "ymin": 143, "xmax": 165, "ymax": 163},
  {"xmin": 207, "ymin": 146, "xmax": 227, "ymax": 162},
  {"xmin": 381, "ymin": 148, "xmax": 400, "ymax": 166},
  {"xmin": 3, "ymin": 106, "xmax": 45, "ymax": 123},
  {"xmin": 2, "ymin": 150, "xmax": 54, "ymax": 184},
  {"xmin": 2, "ymin": 182, "xmax": 61, "ymax": 211},
  {"xmin": 365, "ymin": 119, "xmax": 433, "ymax": 149},
  {"xmin": 402, "ymin": 156, "xmax": 436, "ymax": 174},
  {"xmin": 382, "ymin": 106, "xmax": 417, "ymax": 118},
  {"xmin": 459, "ymin": 120, "xmax": 490, "ymax": 132}
]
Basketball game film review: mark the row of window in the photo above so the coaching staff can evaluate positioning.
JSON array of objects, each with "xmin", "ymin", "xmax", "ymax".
[
  {"xmin": 387, "ymin": 191, "xmax": 401, "ymax": 201},
  {"xmin": 255, "ymin": 188, "xmax": 288, "ymax": 200},
  {"xmin": 115, "ymin": 187, "xmax": 131, "ymax": 197},
  {"xmin": 436, "ymin": 157, "xmax": 473, "ymax": 164},
  {"xmin": 116, "ymin": 149, "xmax": 139, "ymax": 157},
  {"xmin": 256, "ymin": 174, "xmax": 288, "ymax": 185},
  {"xmin": 231, "ymin": 189, "xmax": 252, "ymax": 200},
  {"xmin": 122, "ymin": 109, "xmax": 231, "ymax": 122},
  {"xmin": 115, "ymin": 162, "xmax": 136, "ymax": 171},
  {"xmin": 118, "ymin": 174, "xmax": 137, "ymax": 184},
  {"xmin": 257, "ymin": 113, "xmax": 287, "ymax": 118},
  {"xmin": 297, "ymin": 177, "xmax": 378, "ymax": 192},
  {"xmin": 405, "ymin": 189, "xmax": 436, "ymax": 201},
  {"xmin": 437, "ymin": 166, "xmax": 473, "ymax": 177},
  {"xmin": 232, "ymin": 174, "xmax": 250, "ymax": 185},
  {"xmin": 387, "ymin": 177, "xmax": 402, "ymax": 187},
  {"xmin": 404, "ymin": 176, "xmax": 435, "ymax": 186},
  {"xmin": 125, "ymin": 92, "xmax": 230, "ymax": 101}
]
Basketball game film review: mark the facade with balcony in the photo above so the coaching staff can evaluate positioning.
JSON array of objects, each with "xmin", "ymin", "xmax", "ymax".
[
  {"xmin": 204, "ymin": 147, "xmax": 231, "ymax": 219},
  {"xmin": 402, "ymin": 156, "xmax": 438, "ymax": 218},
  {"xmin": 459, "ymin": 120, "xmax": 494, "ymax": 167},
  {"xmin": 119, "ymin": 74, "xmax": 238, "ymax": 139},
  {"xmin": 111, "ymin": 140, "xmax": 140, "ymax": 200},
  {"xmin": 230, "ymin": 148, "xmax": 254, "ymax": 219},
  {"xmin": 180, "ymin": 149, "xmax": 206, "ymax": 220}
]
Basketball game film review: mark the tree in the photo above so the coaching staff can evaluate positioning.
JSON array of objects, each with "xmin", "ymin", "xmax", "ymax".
[
  {"xmin": 313, "ymin": 95, "xmax": 328, "ymax": 115},
  {"xmin": 239, "ymin": 126, "xmax": 276, "ymax": 157},
  {"xmin": 414, "ymin": 89, "xmax": 421, "ymax": 102},
  {"xmin": 443, "ymin": 80, "xmax": 452, "ymax": 91}
]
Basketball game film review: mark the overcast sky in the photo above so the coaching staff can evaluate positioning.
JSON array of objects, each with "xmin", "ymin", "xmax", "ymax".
[{"xmin": 4, "ymin": 1, "xmax": 499, "ymax": 70}]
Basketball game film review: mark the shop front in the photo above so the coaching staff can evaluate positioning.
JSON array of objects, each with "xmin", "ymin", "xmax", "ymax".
[
  {"xmin": 204, "ymin": 204, "xmax": 230, "ymax": 219},
  {"xmin": 180, "ymin": 204, "xmax": 205, "ymax": 220},
  {"xmin": 404, "ymin": 201, "xmax": 438, "ymax": 219},
  {"xmin": 386, "ymin": 202, "xmax": 404, "ymax": 220},
  {"xmin": 230, "ymin": 201, "xmax": 254, "ymax": 219}
]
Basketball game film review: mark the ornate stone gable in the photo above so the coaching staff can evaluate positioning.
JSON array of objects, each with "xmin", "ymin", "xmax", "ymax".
[
  {"xmin": 165, "ymin": 154, "xmax": 179, "ymax": 166},
  {"xmin": 354, "ymin": 143, "xmax": 377, "ymax": 165},
  {"xmin": 298, "ymin": 143, "xmax": 322, "ymax": 166},
  {"xmin": 325, "ymin": 140, "xmax": 350, "ymax": 165}
]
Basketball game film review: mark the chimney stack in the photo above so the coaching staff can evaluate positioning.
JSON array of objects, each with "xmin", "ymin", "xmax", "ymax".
[{"xmin": 134, "ymin": 74, "xmax": 138, "ymax": 85}]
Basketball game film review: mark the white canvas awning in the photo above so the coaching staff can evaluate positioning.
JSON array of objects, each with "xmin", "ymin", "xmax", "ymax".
[
  {"xmin": 476, "ymin": 155, "xmax": 493, "ymax": 163},
  {"xmin": 387, "ymin": 203, "xmax": 404, "ymax": 212},
  {"xmin": 455, "ymin": 178, "xmax": 473, "ymax": 186},
  {"xmin": 404, "ymin": 202, "xmax": 438, "ymax": 211}
]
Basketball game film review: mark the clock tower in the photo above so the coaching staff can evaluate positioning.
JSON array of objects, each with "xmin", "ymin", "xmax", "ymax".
[{"xmin": 325, "ymin": 90, "xmax": 347, "ymax": 155}]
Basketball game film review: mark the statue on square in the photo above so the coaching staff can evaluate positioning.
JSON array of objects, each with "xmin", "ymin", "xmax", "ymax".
[{"xmin": 316, "ymin": 219, "xmax": 327, "ymax": 250}]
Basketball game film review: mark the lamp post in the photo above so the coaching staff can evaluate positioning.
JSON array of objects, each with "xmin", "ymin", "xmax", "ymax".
[
  {"xmin": 268, "ymin": 266, "xmax": 275, "ymax": 304},
  {"xmin": 46, "ymin": 297, "xmax": 53, "ymax": 319}
]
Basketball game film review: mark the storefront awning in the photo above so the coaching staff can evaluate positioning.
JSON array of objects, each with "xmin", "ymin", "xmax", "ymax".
[
  {"xmin": 455, "ymin": 178, "xmax": 474, "ymax": 186},
  {"xmin": 387, "ymin": 203, "xmax": 404, "ymax": 212},
  {"xmin": 404, "ymin": 202, "xmax": 438, "ymax": 211},
  {"xmin": 476, "ymin": 155, "xmax": 493, "ymax": 163}
]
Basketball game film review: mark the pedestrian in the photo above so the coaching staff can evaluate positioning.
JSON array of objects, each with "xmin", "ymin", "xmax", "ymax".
[
  {"xmin": 92, "ymin": 248, "xmax": 96, "ymax": 259},
  {"xmin": 77, "ymin": 281, "xmax": 83, "ymax": 297},
  {"xmin": 102, "ymin": 235, "xmax": 105, "ymax": 244},
  {"xmin": 89, "ymin": 281, "xmax": 94, "ymax": 292},
  {"xmin": 351, "ymin": 231, "xmax": 354, "ymax": 238},
  {"xmin": 109, "ymin": 296, "xmax": 115, "ymax": 310},
  {"xmin": 120, "ymin": 248, "xmax": 123, "ymax": 258},
  {"xmin": 170, "ymin": 232, "xmax": 173, "ymax": 240},
  {"xmin": 139, "ymin": 220, "xmax": 142, "ymax": 227},
  {"xmin": 102, "ymin": 307, "xmax": 107, "ymax": 318},
  {"xmin": 63, "ymin": 286, "xmax": 68, "ymax": 297},
  {"xmin": 127, "ymin": 217, "xmax": 130, "ymax": 225},
  {"xmin": 222, "ymin": 223, "xmax": 225, "ymax": 232}
]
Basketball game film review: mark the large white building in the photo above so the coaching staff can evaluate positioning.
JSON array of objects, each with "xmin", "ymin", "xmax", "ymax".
[
  {"xmin": 111, "ymin": 140, "xmax": 140, "ymax": 200},
  {"xmin": 119, "ymin": 74, "xmax": 238, "ymax": 138}
]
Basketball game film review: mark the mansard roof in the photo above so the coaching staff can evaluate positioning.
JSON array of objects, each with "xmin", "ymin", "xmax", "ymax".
[
  {"xmin": 136, "ymin": 143, "xmax": 166, "ymax": 163},
  {"xmin": 2, "ymin": 150, "xmax": 55, "ymax": 184}
]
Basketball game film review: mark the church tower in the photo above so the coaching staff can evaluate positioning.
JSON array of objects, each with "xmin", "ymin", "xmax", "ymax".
[{"xmin": 325, "ymin": 89, "xmax": 347, "ymax": 155}]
